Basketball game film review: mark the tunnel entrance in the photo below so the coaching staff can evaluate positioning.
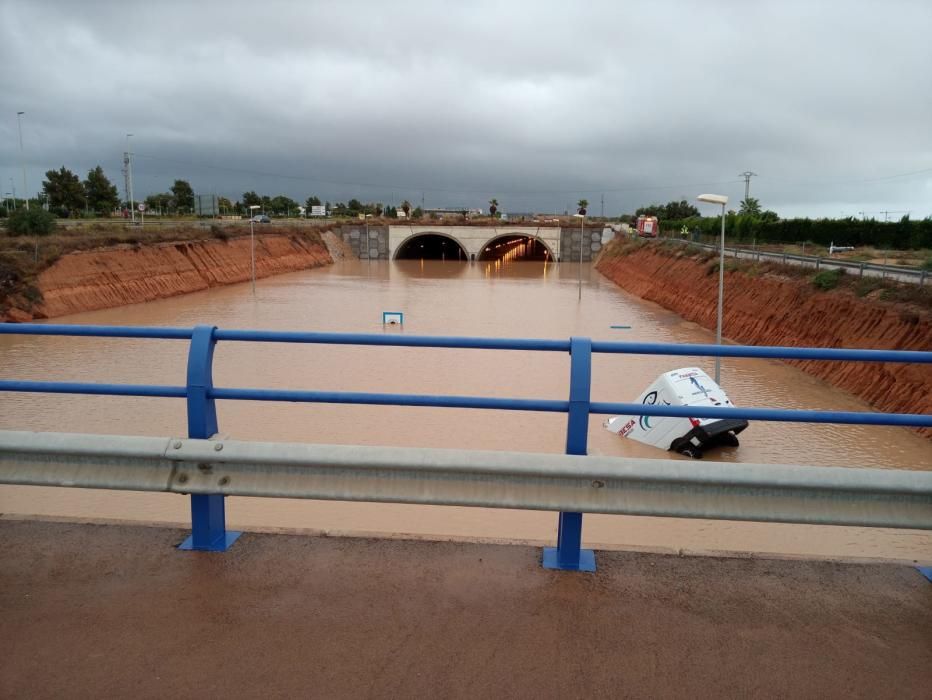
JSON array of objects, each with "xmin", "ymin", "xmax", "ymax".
[
  {"xmin": 394, "ymin": 234, "xmax": 468, "ymax": 261},
  {"xmin": 478, "ymin": 236, "xmax": 553, "ymax": 262}
]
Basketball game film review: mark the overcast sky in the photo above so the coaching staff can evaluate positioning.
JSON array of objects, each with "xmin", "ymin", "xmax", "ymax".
[{"xmin": 1, "ymin": 0, "xmax": 930, "ymax": 218}]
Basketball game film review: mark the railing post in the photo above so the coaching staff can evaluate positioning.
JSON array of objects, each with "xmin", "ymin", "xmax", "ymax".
[
  {"xmin": 543, "ymin": 336, "xmax": 596, "ymax": 572},
  {"xmin": 178, "ymin": 325, "xmax": 241, "ymax": 552}
]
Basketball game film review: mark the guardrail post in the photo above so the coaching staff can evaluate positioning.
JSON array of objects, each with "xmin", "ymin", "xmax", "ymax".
[
  {"xmin": 179, "ymin": 325, "xmax": 241, "ymax": 552},
  {"xmin": 921, "ymin": 270, "xmax": 927, "ymax": 287},
  {"xmin": 543, "ymin": 336, "xmax": 596, "ymax": 572},
  {"xmin": 859, "ymin": 263, "xmax": 865, "ymax": 278}
]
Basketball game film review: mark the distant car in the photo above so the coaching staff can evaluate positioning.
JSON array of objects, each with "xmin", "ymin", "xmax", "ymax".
[{"xmin": 251, "ymin": 214, "xmax": 271, "ymax": 223}]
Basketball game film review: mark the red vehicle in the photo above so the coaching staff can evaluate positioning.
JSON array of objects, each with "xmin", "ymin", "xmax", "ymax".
[{"xmin": 636, "ymin": 215, "xmax": 659, "ymax": 238}]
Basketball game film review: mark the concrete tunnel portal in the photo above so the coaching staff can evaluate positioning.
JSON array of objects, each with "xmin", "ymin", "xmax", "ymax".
[{"xmin": 394, "ymin": 232, "xmax": 554, "ymax": 262}]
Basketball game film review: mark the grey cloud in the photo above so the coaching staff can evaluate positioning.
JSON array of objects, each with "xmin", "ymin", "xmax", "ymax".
[{"xmin": 1, "ymin": 0, "xmax": 930, "ymax": 217}]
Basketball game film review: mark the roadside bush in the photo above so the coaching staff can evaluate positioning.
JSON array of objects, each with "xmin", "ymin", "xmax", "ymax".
[
  {"xmin": 210, "ymin": 224, "xmax": 229, "ymax": 241},
  {"xmin": 855, "ymin": 278, "xmax": 883, "ymax": 297},
  {"xmin": 4, "ymin": 208, "xmax": 56, "ymax": 236},
  {"xmin": 920, "ymin": 258, "xmax": 932, "ymax": 272},
  {"xmin": 812, "ymin": 268, "xmax": 845, "ymax": 291}
]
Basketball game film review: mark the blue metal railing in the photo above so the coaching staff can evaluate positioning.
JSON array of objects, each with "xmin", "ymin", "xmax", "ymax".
[{"xmin": 1, "ymin": 322, "xmax": 930, "ymax": 571}]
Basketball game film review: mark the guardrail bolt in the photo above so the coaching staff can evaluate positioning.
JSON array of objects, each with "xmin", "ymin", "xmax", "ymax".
[
  {"xmin": 591, "ymin": 479, "xmax": 605, "ymax": 489},
  {"xmin": 218, "ymin": 476, "xmax": 230, "ymax": 486},
  {"xmin": 214, "ymin": 443, "xmax": 223, "ymax": 451},
  {"xmin": 177, "ymin": 473, "xmax": 188, "ymax": 484},
  {"xmin": 173, "ymin": 441, "xmax": 182, "ymax": 449}
]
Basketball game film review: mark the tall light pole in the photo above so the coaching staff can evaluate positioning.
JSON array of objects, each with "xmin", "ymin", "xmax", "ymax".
[
  {"xmin": 248, "ymin": 205, "xmax": 261, "ymax": 293},
  {"xmin": 126, "ymin": 134, "xmax": 136, "ymax": 223},
  {"xmin": 16, "ymin": 112, "xmax": 28, "ymax": 210},
  {"xmin": 364, "ymin": 213, "xmax": 373, "ymax": 262},
  {"xmin": 697, "ymin": 193, "xmax": 729, "ymax": 384}
]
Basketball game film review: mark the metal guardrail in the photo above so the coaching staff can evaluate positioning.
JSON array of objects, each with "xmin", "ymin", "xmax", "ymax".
[
  {"xmin": 1, "ymin": 323, "xmax": 930, "ymax": 572},
  {"xmin": 2, "ymin": 431, "xmax": 930, "ymax": 531},
  {"xmin": 670, "ymin": 238, "xmax": 928, "ymax": 285}
]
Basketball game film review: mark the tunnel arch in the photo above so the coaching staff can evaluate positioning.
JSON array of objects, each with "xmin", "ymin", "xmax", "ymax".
[
  {"xmin": 393, "ymin": 231, "xmax": 469, "ymax": 260},
  {"xmin": 477, "ymin": 234, "xmax": 555, "ymax": 262}
]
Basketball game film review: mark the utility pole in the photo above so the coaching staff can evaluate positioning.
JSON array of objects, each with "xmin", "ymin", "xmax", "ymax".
[
  {"xmin": 127, "ymin": 134, "xmax": 135, "ymax": 223},
  {"xmin": 123, "ymin": 134, "xmax": 136, "ymax": 223},
  {"xmin": 738, "ymin": 171, "xmax": 757, "ymax": 201},
  {"xmin": 16, "ymin": 111, "xmax": 28, "ymax": 210},
  {"xmin": 600, "ymin": 193, "xmax": 604, "ymax": 218}
]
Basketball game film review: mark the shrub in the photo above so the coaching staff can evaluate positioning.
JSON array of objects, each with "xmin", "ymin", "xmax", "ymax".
[
  {"xmin": 920, "ymin": 258, "xmax": 932, "ymax": 272},
  {"xmin": 4, "ymin": 208, "xmax": 56, "ymax": 236},
  {"xmin": 210, "ymin": 224, "xmax": 229, "ymax": 241},
  {"xmin": 812, "ymin": 268, "xmax": 845, "ymax": 291},
  {"xmin": 855, "ymin": 278, "xmax": 883, "ymax": 297}
]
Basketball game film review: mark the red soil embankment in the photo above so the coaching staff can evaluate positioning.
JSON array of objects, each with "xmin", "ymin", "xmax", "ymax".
[
  {"xmin": 9, "ymin": 233, "xmax": 331, "ymax": 320},
  {"xmin": 597, "ymin": 244, "xmax": 932, "ymax": 436}
]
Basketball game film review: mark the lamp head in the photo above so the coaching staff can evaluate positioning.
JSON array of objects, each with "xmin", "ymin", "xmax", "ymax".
[{"xmin": 697, "ymin": 194, "xmax": 728, "ymax": 206}]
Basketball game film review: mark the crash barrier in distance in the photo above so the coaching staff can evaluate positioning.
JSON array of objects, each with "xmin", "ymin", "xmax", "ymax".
[{"xmin": 0, "ymin": 323, "xmax": 930, "ymax": 572}]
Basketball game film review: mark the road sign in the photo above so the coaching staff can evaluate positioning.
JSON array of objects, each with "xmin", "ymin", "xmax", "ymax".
[{"xmin": 138, "ymin": 203, "xmax": 146, "ymax": 212}]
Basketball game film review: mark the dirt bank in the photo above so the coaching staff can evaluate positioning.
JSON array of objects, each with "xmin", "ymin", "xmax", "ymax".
[
  {"xmin": 2, "ymin": 231, "xmax": 332, "ymax": 320},
  {"xmin": 597, "ymin": 241, "xmax": 932, "ymax": 435}
]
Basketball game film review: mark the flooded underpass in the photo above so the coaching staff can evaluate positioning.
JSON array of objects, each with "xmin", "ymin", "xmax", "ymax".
[{"xmin": 1, "ymin": 258, "xmax": 929, "ymax": 562}]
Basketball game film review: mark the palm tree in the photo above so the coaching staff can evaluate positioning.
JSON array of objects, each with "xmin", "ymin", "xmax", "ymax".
[
  {"xmin": 401, "ymin": 200, "xmax": 411, "ymax": 218},
  {"xmin": 489, "ymin": 198, "xmax": 499, "ymax": 217},
  {"xmin": 577, "ymin": 199, "xmax": 589, "ymax": 216}
]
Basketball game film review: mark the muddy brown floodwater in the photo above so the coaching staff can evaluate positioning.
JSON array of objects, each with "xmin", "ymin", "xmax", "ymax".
[{"xmin": 1, "ymin": 259, "xmax": 930, "ymax": 563}]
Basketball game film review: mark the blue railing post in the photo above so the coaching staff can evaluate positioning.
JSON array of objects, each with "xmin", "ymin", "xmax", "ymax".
[
  {"xmin": 543, "ymin": 336, "xmax": 596, "ymax": 572},
  {"xmin": 178, "ymin": 325, "xmax": 241, "ymax": 552}
]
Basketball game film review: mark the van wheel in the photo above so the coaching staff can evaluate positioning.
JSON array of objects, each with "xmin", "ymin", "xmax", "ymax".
[{"xmin": 677, "ymin": 445, "xmax": 703, "ymax": 459}]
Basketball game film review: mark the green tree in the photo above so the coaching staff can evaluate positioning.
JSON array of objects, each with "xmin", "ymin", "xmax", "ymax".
[
  {"xmin": 217, "ymin": 196, "xmax": 233, "ymax": 214},
  {"xmin": 401, "ymin": 200, "xmax": 411, "ymax": 217},
  {"xmin": 577, "ymin": 199, "xmax": 589, "ymax": 215},
  {"xmin": 305, "ymin": 196, "xmax": 322, "ymax": 208},
  {"xmin": 347, "ymin": 198, "xmax": 363, "ymax": 213},
  {"xmin": 739, "ymin": 197, "xmax": 762, "ymax": 216},
  {"xmin": 489, "ymin": 198, "xmax": 499, "ymax": 217},
  {"xmin": 5, "ymin": 207, "xmax": 57, "ymax": 235},
  {"xmin": 171, "ymin": 180, "xmax": 195, "ymax": 213},
  {"xmin": 83, "ymin": 165, "xmax": 120, "ymax": 215},
  {"xmin": 241, "ymin": 191, "xmax": 262, "ymax": 208},
  {"xmin": 269, "ymin": 195, "xmax": 299, "ymax": 215},
  {"xmin": 636, "ymin": 199, "xmax": 700, "ymax": 219},
  {"xmin": 42, "ymin": 166, "xmax": 85, "ymax": 213},
  {"xmin": 412, "ymin": 206, "xmax": 423, "ymax": 219},
  {"xmin": 144, "ymin": 193, "xmax": 173, "ymax": 214}
]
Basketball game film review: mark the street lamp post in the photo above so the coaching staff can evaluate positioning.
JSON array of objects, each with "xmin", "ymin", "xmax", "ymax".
[
  {"xmin": 697, "ymin": 194, "xmax": 729, "ymax": 384},
  {"xmin": 126, "ymin": 134, "xmax": 135, "ymax": 224},
  {"xmin": 248, "ymin": 205, "xmax": 261, "ymax": 293},
  {"xmin": 16, "ymin": 111, "xmax": 28, "ymax": 210},
  {"xmin": 364, "ymin": 213, "xmax": 373, "ymax": 262}
]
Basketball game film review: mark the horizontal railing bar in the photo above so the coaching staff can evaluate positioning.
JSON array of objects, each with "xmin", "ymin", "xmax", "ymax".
[
  {"xmin": 589, "ymin": 402, "xmax": 932, "ymax": 427},
  {"xmin": 0, "ymin": 324, "xmax": 193, "ymax": 339},
  {"xmin": 212, "ymin": 329, "xmax": 571, "ymax": 351},
  {"xmin": 2, "ymin": 431, "xmax": 930, "ymax": 531},
  {"xmin": 0, "ymin": 380, "xmax": 925, "ymax": 426},
  {"xmin": 0, "ymin": 380, "xmax": 187, "ymax": 398},
  {"xmin": 210, "ymin": 387, "xmax": 568, "ymax": 412},
  {"xmin": 1, "ymin": 324, "xmax": 926, "ymax": 363}
]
